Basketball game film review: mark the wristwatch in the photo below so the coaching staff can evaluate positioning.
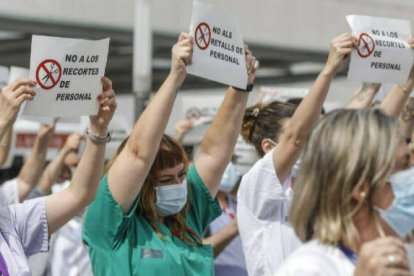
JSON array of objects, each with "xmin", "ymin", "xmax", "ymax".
[
  {"xmin": 232, "ymin": 84, "xmax": 254, "ymax": 92},
  {"xmin": 86, "ymin": 128, "xmax": 111, "ymax": 144}
]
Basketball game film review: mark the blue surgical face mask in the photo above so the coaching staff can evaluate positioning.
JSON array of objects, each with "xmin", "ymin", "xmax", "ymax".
[
  {"xmin": 220, "ymin": 163, "xmax": 241, "ymax": 193},
  {"xmin": 155, "ymin": 179, "xmax": 188, "ymax": 217},
  {"xmin": 291, "ymin": 159, "xmax": 302, "ymax": 178},
  {"xmin": 375, "ymin": 167, "xmax": 414, "ymax": 238}
]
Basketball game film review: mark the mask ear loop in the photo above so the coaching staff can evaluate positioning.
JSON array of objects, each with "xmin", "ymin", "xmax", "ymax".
[
  {"xmin": 358, "ymin": 182, "xmax": 387, "ymax": 238},
  {"xmin": 372, "ymin": 210, "xmax": 386, "ymax": 238}
]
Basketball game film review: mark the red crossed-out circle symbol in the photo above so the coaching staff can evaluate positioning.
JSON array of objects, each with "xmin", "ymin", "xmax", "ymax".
[
  {"xmin": 36, "ymin": 59, "xmax": 62, "ymax": 90},
  {"xmin": 357, "ymin": 33, "xmax": 375, "ymax": 58},
  {"xmin": 195, "ymin": 22, "xmax": 211, "ymax": 50}
]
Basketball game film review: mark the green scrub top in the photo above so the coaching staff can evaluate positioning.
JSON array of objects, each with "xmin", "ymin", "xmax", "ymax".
[{"xmin": 83, "ymin": 164, "xmax": 222, "ymax": 276}]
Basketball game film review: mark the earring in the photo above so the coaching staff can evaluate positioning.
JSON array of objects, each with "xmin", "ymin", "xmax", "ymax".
[{"xmin": 360, "ymin": 191, "xmax": 366, "ymax": 198}]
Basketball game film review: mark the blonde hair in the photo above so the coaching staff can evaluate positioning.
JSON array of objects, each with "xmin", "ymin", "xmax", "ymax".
[
  {"xmin": 290, "ymin": 109, "xmax": 400, "ymax": 247},
  {"xmin": 105, "ymin": 134, "xmax": 193, "ymax": 244}
]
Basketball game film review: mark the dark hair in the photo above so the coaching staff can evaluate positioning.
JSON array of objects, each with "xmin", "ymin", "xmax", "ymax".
[{"xmin": 241, "ymin": 101, "xmax": 296, "ymax": 157}]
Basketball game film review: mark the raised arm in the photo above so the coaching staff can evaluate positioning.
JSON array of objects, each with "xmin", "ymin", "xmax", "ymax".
[
  {"xmin": 174, "ymin": 118, "xmax": 193, "ymax": 144},
  {"xmin": 203, "ymin": 219, "xmax": 238, "ymax": 257},
  {"xmin": 38, "ymin": 132, "xmax": 82, "ymax": 194},
  {"xmin": 346, "ymin": 83, "xmax": 381, "ymax": 109},
  {"xmin": 380, "ymin": 39, "xmax": 414, "ymax": 118},
  {"xmin": 194, "ymin": 46, "xmax": 258, "ymax": 197},
  {"xmin": 399, "ymin": 97, "xmax": 414, "ymax": 142},
  {"xmin": 17, "ymin": 122, "xmax": 55, "ymax": 201},
  {"xmin": 0, "ymin": 128, "xmax": 12, "ymax": 166},
  {"xmin": 0, "ymin": 79, "xmax": 36, "ymax": 141},
  {"xmin": 108, "ymin": 33, "xmax": 193, "ymax": 213},
  {"xmin": 274, "ymin": 33, "xmax": 356, "ymax": 182},
  {"xmin": 46, "ymin": 77, "xmax": 116, "ymax": 234}
]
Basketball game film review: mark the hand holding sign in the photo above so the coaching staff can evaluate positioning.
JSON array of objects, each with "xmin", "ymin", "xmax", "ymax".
[
  {"xmin": 38, "ymin": 118, "xmax": 58, "ymax": 143},
  {"xmin": 244, "ymin": 45, "xmax": 259, "ymax": 85},
  {"xmin": 89, "ymin": 77, "xmax": 117, "ymax": 136},
  {"xmin": 404, "ymin": 38, "xmax": 414, "ymax": 89},
  {"xmin": 62, "ymin": 132, "xmax": 82, "ymax": 153},
  {"xmin": 170, "ymin": 33, "xmax": 194, "ymax": 87},
  {"xmin": 0, "ymin": 79, "xmax": 36, "ymax": 128},
  {"xmin": 323, "ymin": 33, "xmax": 358, "ymax": 76}
]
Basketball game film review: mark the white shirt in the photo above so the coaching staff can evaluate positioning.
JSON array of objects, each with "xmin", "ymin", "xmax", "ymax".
[
  {"xmin": 275, "ymin": 240, "xmax": 355, "ymax": 276},
  {"xmin": 48, "ymin": 215, "xmax": 93, "ymax": 276},
  {"xmin": 237, "ymin": 149, "xmax": 301, "ymax": 276},
  {"xmin": 0, "ymin": 178, "xmax": 19, "ymax": 206}
]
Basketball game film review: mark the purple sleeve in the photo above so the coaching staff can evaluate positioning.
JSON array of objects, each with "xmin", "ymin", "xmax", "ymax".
[{"xmin": 7, "ymin": 197, "xmax": 49, "ymax": 256}]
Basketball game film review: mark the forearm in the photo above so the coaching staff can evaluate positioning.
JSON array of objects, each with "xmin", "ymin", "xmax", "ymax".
[
  {"xmin": 128, "ymin": 74, "xmax": 179, "ymax": 160},
  {"xmin": 288, "ymin": 70, "xmax": 333, "ymax": 139},
  {"xmin": 0, "ymin": 128, "xmax": 12, "ymax": 166},
  {"xmin": 0, "ymin": 118, "xmax": 14, "ymax": 143},
  {"xmin": 346, "ymin": 89, "xmax": 377, "ymax": 109},
  {"xmin": 17, "ymin": 137, "xmax": 49, "ymax": 201},
  {"xmin": 381, "ymin": 73, "xmax": 414, "ymax": 118},
  {"xmin": 199, "ymin": 88, "xmax": 248, "ymax": 163},
  {"xmin": 400, "ymin": 98, "xmax": 414, "ymax": 141},
  {"xmin": 38, "ymin": 148, "xmax": 69, "ymax": 193},
  {"xmin": 203, "ymin": 222, "xmax": 239, "ymax": 257},
  {"xmin": 47, "ymin": 139, "xmax": 105, "ymax": 234},
  {"xmin": 380, "ymin": 85, "xmax": 412, "ymax": 118}
]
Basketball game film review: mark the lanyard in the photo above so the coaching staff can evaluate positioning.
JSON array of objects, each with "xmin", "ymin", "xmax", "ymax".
[
  {"xmin": 219, "ymin": 197, "xmax": 236, "ymax": 220},
  {"xmin": 171, "ymin": 226, "xmax": 203, "ymax": 246},
  {"xmin": 338, "ymin": 242, "xmax": 357, "ymax": 264}
]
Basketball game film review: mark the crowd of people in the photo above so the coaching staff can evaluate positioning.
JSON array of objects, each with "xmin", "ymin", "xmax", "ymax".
[{"xmin": 1, "ymin": 30, "xmax": 414, "ymax": 276}]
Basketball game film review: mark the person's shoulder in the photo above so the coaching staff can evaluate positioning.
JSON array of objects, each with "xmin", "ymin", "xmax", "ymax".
[{"xmin": 276, "ymin": 240, "xmax": 353, "ymax": 276}]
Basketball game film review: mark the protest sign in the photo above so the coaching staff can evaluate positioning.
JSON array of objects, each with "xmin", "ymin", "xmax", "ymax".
[
  {"xmin": 187, "ymin": 0, "xmax": 248, "ymax": 89},
  {"xmin": 23, "ymin": 35, "xmax": 110, "ymax": 117},
  {"xmin": 347, "ymin": 15, "xmax": 413, "ymax": 83},
  {"xmin": 0, "ymin": 66, "xmax": 9, "ymax": 88},
  {"xmin": 257, "ymin": 86, "xmax": 309, "ymax": 105}
]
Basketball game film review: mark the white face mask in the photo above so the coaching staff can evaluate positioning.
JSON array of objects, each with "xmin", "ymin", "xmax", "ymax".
[{"xmin": 155, "ymin": 178, "xmax": 188, "ymax": 217}]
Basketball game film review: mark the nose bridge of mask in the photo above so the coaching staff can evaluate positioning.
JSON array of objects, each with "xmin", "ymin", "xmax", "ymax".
[{"xmin": 155, "ymin": 179, "xmax": 188, "ymax": 201}]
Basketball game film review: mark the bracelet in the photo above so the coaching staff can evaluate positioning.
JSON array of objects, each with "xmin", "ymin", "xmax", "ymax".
[
  {"xmin": 231, "ymin": 84, "xmax": 254, "ymax": 92},
  {"xmin": 86, "ymin": 128, "xmax": 111, "ymax": 144},
  {"xmin": 401, "ymin": 104, "xmax": 414, "ymax": 122}
]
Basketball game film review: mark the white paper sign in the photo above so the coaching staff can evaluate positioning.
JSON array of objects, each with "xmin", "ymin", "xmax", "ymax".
[
  {"xmin": 8, "ymin": 66, "xmax": 29, "ymax": 84},
  {"xmin": 0, "ymin": 66, "xmax": 9, "ymax": 88},
  {"xmin": 257, "ymin": 86, "xmax": 309, "ymax": 105},
  {"xmin": 347, "ymin": 15, "xmax": 413, "ymax": 83},
  {"xmin": 23, "ymin": 35, "xmax": 110, "ymax": 117},
  {"xmin": 187, "ymin": 0, "xmax": 248, "ymax": 89},
  {"xmin": 9, "ymin": 66, "xmax": 54, "ymax": 124}
]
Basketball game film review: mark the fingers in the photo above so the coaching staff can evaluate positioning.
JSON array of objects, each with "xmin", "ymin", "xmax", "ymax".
[
  {"xmin": 15, "ymin": 93, "xmax": 35, "ymax": 106},
  {"xmin": 9, "ymin": 78, "xmax": 36, "ymax": 92},
  {"xmin": 173, "ymin": 33, "xmax": 194, "ymax": 65},
  {"xmin": 244, "ymin": 44, "xmax": 259, "ymax": 76},
  {"xmin": 408, "ymin": 38, "xmax": 414, "ymax": 49},
  {"xmin": 384, "ymin": 268, "xmax": 413, "ymax": 276},
  {"xmin": 178, "ymin": 32, "xmax": 192, "ymax": 42},
  {"xmin": 13, "ymin": 85, "xmax": 36, "ymax": 99},
  {"xmin": 101, "ymin": 77, "xmax": 112, "ymax": 91}
]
